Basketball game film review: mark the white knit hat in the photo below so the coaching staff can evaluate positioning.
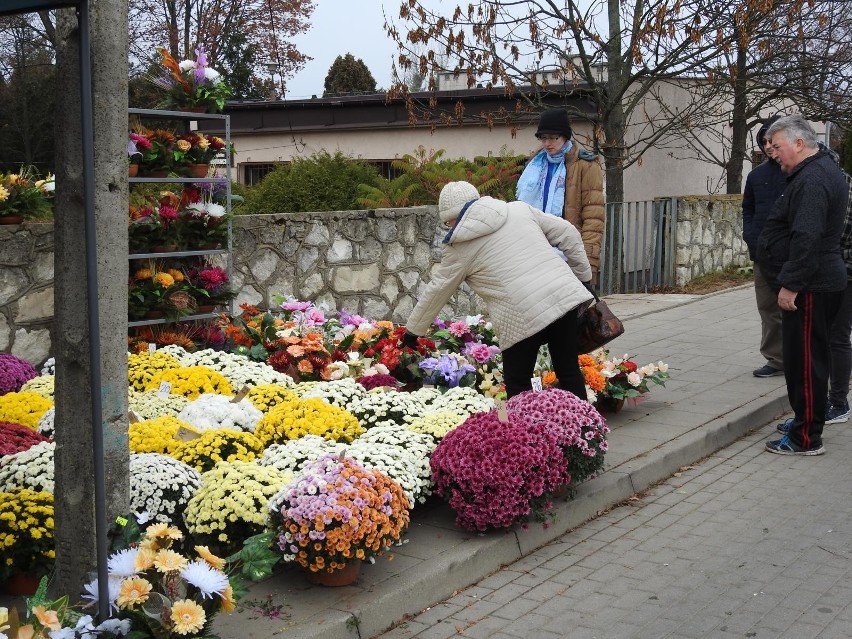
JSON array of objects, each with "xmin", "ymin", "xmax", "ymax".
[{"xmin": 438, "ymin": 181, "xmax": 480, "ymax": 223}]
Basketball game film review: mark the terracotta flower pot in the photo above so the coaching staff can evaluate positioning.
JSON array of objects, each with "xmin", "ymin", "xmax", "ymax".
[
  {"xmin": 144, "ymin": 310, "xmax": 165, "ymax": 319},
  {"xmin": 0, "ymin": 572, "xmax": 41, "ymax": 596},
  {"xmin": 305, "ymin": 560, "xmax": 361, "ymax": 587},
  {"xmin": 195, "ymin": 304, "xmax": 216, "ymax": 314},
  {"xmin": 0, "ymin": 215, "xmax": 25, "ymax": 225},
  {"xmin": 185, "ymin": 163, "xmax": 210, "ymax": 178},
  {"xmin": 128, "ymin": 164, "xmax": 139, "ymax": 177},
  {"xmin": 150, "ymin": 244, "xmax": 178, "ymax": 253}
]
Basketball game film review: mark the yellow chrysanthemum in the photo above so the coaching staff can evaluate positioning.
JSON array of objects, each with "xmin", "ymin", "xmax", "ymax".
[
  {"xmin": 153, "ymin": 549, "xmax": 188, "ymax": 572},
  {"xmin": 172, "ymin": 429, "xmax": 263, "ymax": 473},
  {"xmin": 134, "ymin": 268, "xmax": 153, "ymax": 281},
  {"xmin": 144, "ymin": 366, "xmax": 233, "ymax": 400},
  {"xmin": 245, "ymin": 384, "xmax": 297, "ymax": 414},
  {"xmin": 254, "ymin": 397, "xmax": 363, "ymax": 446},
  {"xmin": 129, "ymin": 416, "xmax": 195, "ymax": 454},
  {"xmin": 0, "ymin": 185, "xmax": 9, "ymax": 202},
  {"xmin": 155, "ymin": 272, "xmax": 175, "ymax": 287},
  {"xmin": 170, "ymin": 599, "xmax": 206, "ymax": 635},
  {"xmin": 116, "ymin": 577, "xmax": 152, "ymax": 609},
  {"xmin": 127, "ymin": 352, "xmax": 182, "ymax": 392},
  {"xmin": 0, "ymin": 391, "xmax": 53, "ymax": 429},
  {"xmin": 167, "ymin": 269, "xmax": 185, "ymax": 282}
]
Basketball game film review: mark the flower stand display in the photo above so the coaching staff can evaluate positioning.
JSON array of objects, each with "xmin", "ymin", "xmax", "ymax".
[{"xmin": 127, "ymin": 108, "xmax": 235, "ymax": 336}]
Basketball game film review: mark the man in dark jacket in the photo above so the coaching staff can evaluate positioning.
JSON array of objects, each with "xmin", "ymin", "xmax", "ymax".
[
  {"xmin": 743, "ymin": 115, "xmax": 786, "ymax": 377},
  {"xmin": 757, "ymin": 115, "xmax": 850, "ymax": 455}
]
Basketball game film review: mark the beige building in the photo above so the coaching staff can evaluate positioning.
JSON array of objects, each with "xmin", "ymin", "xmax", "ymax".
[{"xmin": 214, "ymin": 78, "xmax": 810, "ymax": 203}]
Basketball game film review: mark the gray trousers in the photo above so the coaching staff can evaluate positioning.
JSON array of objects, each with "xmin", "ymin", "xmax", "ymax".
[{"xmin": 754, "ymin": 263, "xmax": 783, "ymax": 370}]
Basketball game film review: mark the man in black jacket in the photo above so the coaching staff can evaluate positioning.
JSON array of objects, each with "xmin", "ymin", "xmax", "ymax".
[
  {"xmin": 756, "ymin": 115, "xmax": 850, "ymax": 455},
  {"xmin": 743, "ymin": 115, "xmax": 786, "ymax": 378}
]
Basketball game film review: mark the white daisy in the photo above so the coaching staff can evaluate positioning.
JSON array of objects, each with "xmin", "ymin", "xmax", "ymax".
[{"xmin": 107, "ymin": 548, "xmax": 140, "ymax": 577}]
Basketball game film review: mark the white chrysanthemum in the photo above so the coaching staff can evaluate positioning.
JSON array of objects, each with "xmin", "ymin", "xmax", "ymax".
[
  {"xmin": 130, "ymin": 453, "xmax": 202, "ymax": 524},
  {"xmin": 177, "ymin": 393, "xmax": 263, "ymax": 432},
  {"xmin": 299, "ymin": 378, "xmax": 367, "ymax": 408},
  {"xmin": 158, "ymin": 344, "xmax": 191, "ymax": 364},
  {"xmin": 425, "ymin": 386, "xmax": 494, "ymax": 417},
  {"xmin": 180, "ymin": 349, "xmax": 292, "ymax": 388},
  {"xmin": 181, "ymin": 559, "xmax": 230, "ymax": 598},
  {"xmin": 36, "ymin": 406, "xmax": 55, "ymax": 438},
  {"xmin": 346, "ymin": 440, "xmax": 428, "ymax": 505},
  {"xmin": 178, "ymin": 60, "xmax": 194, "ymax": 71},
  {"xmin": 107, "ymin": 548, "xmax": 140, "ymax": 578},
  {"xmin": 259, "ymin": 435, "xmax": 346, "ymax": 475},
  {"xmin": 206, "ymin": 202, "xmax": 226, "ymax": 218},
  {"xmin": 345, "ymin": 390, "xmax": 428, "ymax": 429},
  {"xmin": 0, "ymin": 440, "xmax": 54, "ymax": 493},
  {"xmin": 204, "ymin": 67, "xmax": 220, "ymax": 81},
  {"xmin": 40, "ymin": 357, "xmax": 56, "ymax": 375}
]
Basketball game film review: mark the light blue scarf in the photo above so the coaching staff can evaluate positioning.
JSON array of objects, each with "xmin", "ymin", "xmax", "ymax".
[{"xmin": 516, "ymin": 141, "xmax": 572, "ymax": 216}]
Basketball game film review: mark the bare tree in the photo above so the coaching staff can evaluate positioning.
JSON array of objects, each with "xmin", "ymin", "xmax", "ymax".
[
  {"xmin": 661, "ymin": 0, "xmax": 852, "ymax": 192},
  {"xmin": 384, "ymin": 0, "xmax": 825, "ymax": 204}
]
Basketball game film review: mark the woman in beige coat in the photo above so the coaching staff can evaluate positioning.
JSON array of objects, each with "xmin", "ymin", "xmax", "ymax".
[{"xmin": 404, "ymin": 181, "xmax": 594, "ymax": 399}]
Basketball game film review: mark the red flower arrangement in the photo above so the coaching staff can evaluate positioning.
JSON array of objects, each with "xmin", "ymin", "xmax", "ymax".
[
  {"xmin": 368, "ymin": 326, "xmax": 435, "ymax": 386},
  {"xmin": 430, "ymin": 410, "xmax": 571, "ymax": 531},
  {"xmin": 0, "ymin": 421, "xmax": 51, "ymax": 456},
  {"xmin": 356, "ymin": 373, "xmax": 401, "ymax": 390},
  {"xmin": 267, "ymin": 332, "xmax": 333, "ymax": 381}
]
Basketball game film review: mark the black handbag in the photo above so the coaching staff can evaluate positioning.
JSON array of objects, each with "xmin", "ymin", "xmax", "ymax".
[{"xmin": 577, "ymin": 290, "xmax": 625, "ymax": 354}]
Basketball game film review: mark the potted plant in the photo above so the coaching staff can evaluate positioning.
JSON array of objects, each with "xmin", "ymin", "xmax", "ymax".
[
  {"xmin": 187, "ymin": 266, "xmax": 235, "ymax": 312},
  {"xmin": 133, "ymin": 127, "xmax": 178, "ymax": 177},
  {"xmin": 173, "ymin": 133, "xmax": 226, "ymax": 177},
  {"xmin": 0, "ymin": 167, "xmax": 54, "ymax": 224},
  {"xmin": 128, "ymin": 267, "xmax": 192, "ymax": 320},
  {"xmin": 0, "ymin": 487, "xmax": 55, "ymax": 594},
  {"xmin": 127, "ymin": 133, "xmax": 150, "ymax": 177},
  {"xmin": 269, "ymin": 453, "xmax": 410, "ymax": 584},
  {"xmin": 150, "ymin": 46, "xmax": 233, "ymax": 113}
]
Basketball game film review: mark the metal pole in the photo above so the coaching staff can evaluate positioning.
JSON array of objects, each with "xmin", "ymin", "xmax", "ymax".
[{"xmin": 78, "ymin": 0, "xmax": 110, "ymax": 620}]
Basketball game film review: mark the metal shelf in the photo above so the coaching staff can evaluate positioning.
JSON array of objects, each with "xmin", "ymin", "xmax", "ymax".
[
  {"xmin": 129, "ymin": 249, "xmax": 227, "ymax": 259},
  {"xmin": 128, "ymin": 311, "xmax": 223, "ymax": 327},
  {"xmin": 129, "ymin": 176, "xmax": 228, "ymax": 184},
  {"xmin": 128, "ymin": 108, "xmax": 229, "ymax": 120}
]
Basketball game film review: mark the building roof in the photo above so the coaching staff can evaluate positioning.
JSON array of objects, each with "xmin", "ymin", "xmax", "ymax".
[{"xmin": 218, "ymin": 85, "xmax": 597, "ymax": 136}]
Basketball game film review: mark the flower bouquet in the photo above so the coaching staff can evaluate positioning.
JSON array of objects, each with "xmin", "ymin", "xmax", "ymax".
[
  {"xmin": 0, "ymin": 167, "xmax": 54, "ymax": 222},
  {"xmin": 151, "ymin": 46, "xmax": 233, "ymax": 113},
  {"xmin": 430, "ymin": 410, "xmax": 571, "ymax": 531},
  {"xmin": 0, "ymin": 487, "xmax": 55, "ymax": 582},
  {"xmin": 80, "ymin": 522, "xmax": 235, "ymax": 638},
  {"xmin": 173, "ymin": 133, "xmax": 226, "ymax": 174},
  {"xmin": 581, "ymin": 350, "xmax": 670, "ymax": 409},
  {"xmin": 270, "ymin": 453, "xmax": 411, "ymax": 575},
  {"xmin": 131, "ymin": 126, "xmax": 178, "ymax": 176},
  {"xmin": 418, "ymin": 352, "xmax": 477, "ymax": 389}
]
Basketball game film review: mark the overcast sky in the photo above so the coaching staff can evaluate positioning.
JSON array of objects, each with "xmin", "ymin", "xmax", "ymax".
[{"xmin": 284, "ymin": 1, "xmax": 400, "ymax": 99}]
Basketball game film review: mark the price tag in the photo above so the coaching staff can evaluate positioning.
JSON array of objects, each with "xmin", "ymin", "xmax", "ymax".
[
  {"xmin": 495, "ymin": 399, "xmax": 509, "ymax": 423},
  {"xmin": 230, "ymin": 385, "xmax": 251, "ymax": 403},
  {"xmin": 128, "ymin": 410, "xmax": 142, "ymax": 424},
  {"xmin": 157, "ymin": 381, "xmax": 172, "ymax": 398},
  {"xmin": 176, "ymin": 426, "xmax": 201, "ymax": 442},
  {"xmin": 148, "ymin": 343, "xmax": 156, "ymax": 354},
  {"xmin": 530, "ymin": 377, "xmax": 543, "ymax": 392},
  {"xmin": 115, "ymin": 516, "xmax": 128, "ymax": 527}
]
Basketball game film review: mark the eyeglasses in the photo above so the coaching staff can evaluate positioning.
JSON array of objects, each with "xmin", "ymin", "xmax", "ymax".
[{"xmin": 537, "ymin": 135, "xmax": 563, "ymax": 142}]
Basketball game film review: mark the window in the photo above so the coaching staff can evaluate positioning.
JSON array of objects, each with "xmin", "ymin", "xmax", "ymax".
[{"xmin": 242, "ymin": 163, "xmax": 276, "ymax": 185}]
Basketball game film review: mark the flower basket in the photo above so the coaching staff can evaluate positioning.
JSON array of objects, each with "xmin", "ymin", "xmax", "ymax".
[{"xmin": 150, "ymin": 47, "xmax": 233, "ymax": 113}]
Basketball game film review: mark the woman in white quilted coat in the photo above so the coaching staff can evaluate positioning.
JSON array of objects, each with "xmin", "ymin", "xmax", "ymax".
[{"xmin": 403, "ymin": 181, "xmax": 594, "ymax": 399}]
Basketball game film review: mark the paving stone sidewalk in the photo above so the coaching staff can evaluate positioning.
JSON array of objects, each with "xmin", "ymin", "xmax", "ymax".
[{"xmin": 376, "ymin": 416, "xmax": 852, "ymax": 639}]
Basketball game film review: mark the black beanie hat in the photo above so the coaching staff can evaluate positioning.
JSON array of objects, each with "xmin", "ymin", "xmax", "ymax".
[
  {"xmin": 536, "ymin": 108, "xmax": 572, "ymax": 139},
  {"xmin": 756, "ymin": 115, "xmax": 782, "ymax": 149}
]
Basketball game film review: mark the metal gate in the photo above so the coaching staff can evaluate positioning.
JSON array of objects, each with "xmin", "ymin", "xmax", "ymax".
[{"xmin": 598, "ymin": 198, "xmax": 678, "ymax": 296}]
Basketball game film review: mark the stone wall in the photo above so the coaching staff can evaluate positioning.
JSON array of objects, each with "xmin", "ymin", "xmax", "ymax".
[
  {"xmin": 673, "ymin": 195, "xmax": 749, "ymax": 285},
  {"xmin": 1, "ymin": 196, "xmax": 750, "ymax": 363},
  {"xmin": 231, "ymin": 206, "xmax": 483, "ymax": 322},
  {"xmin": 0, "ymin": 222, "xmax": 54, "ymax": 365}
]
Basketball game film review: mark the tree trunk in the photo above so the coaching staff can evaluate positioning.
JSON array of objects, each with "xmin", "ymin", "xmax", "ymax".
[
  {"xmin": 726, "ymin": 44, "xmax": 749, "ymax": 194},
  {"xmin": 52, "ymin": 0, "xmax": 129, "ymax": 600}
]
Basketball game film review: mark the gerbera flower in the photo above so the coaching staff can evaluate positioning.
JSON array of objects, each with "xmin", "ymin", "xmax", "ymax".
[
  {"xmin": 194, "ymin": 545, "xmax": 226, "ymax": 570},
  {"xmin": 181, "ymin": 560, "xmax": 229, "ymax": 598},
  {"xmin": 116, "ymin": 577, "xmax": 153, "ymax": 609},
  {"xmin": 170, "ymin": 599, "xmax": 206, "ymax": 635},
  {"xmin": 220, "ymin": 584, "xmax": 236, "ymax": 613},
  {"xmin": 134, "ymin": 547, "xmax": 157, "ymax": 572},
  {"xmin": 154, "ymin": 549, "xmax": 188, "ymax": 572},
  {"xmin": 146, "ymin": 522, "xmax": 183, "ymax": 540}
]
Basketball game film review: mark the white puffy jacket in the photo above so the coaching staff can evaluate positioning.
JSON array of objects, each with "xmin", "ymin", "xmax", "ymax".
[{"xmin": 406, "ymin": 196, "xmax": 593, "ymax": 349}]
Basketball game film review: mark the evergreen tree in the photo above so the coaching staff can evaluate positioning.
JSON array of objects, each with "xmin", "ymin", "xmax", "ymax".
[{"xmin": 323, "ymin": 53, "xmax": 377, "ymax": 97}]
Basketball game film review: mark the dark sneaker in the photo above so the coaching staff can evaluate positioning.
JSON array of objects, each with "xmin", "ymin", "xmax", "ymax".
[
  {"xmin": 776, "ymin": 417, "xmax": 794, "ymax": 434},
  {"xmin": 765, "ymin": 436, "xmax": 825, "ymax": 456},
  {"xmin": 753, "ymin": 365, "xmax": 783, "ymax": 378},
  {"xmin": 826, "ymin": 401, "xmax": 850, "ymax": 424}
]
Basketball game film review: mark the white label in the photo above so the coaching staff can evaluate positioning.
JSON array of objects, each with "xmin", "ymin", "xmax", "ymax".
[
  {"xmin": 530, "ymin": 377, "xmax": 543, "ymax": 392},
  {"xmin": 157, "ymin": 381, "xmax": 172, "ymax": 398},
  {"xmin": 148, "ymin": 343, "xmax": 156, "ymax": 354},
  {"xmin": 128, "ymin": 410, "xmax": 142, "ymax": 424},
  {"xmin": 495, "ymin": 399, "xmax": 509, "ymax": 423}
]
